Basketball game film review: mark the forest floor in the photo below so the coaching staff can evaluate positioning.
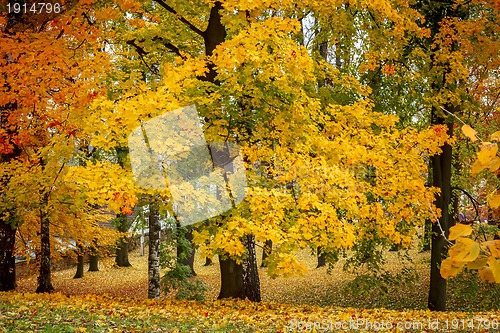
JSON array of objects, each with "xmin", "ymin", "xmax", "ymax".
[
  {"xmin": 15, "ymin": 245, "xmax": 500, "ymax": 312},
  {"xmin": 3, "ymin": 247, "xmax": 500, "ymax": 332}
]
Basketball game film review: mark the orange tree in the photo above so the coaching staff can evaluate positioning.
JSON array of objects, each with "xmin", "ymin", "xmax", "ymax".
[{"xmin": 0, "ymin": 1, "xmax": 135, "ymax": 292}]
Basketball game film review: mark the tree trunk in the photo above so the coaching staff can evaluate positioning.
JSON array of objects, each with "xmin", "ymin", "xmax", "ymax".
[
  {"xmin": 317, "ymin": 247, "xmax": 326, "ymax": 268},
  {"xmin": 115, "ymin": 213, "xmax": 132, "ymax": 267},
  {"xmin": 148, "ymin": 202, "xmax": 161, "ymax": 299},
  {"xmin": 204, "ymin": 257, "xmax": 213, "ymax": 266},
  {"xmin": 88, "ymin": 239, "xmax": 99, "ymax": 271},
  {"xmin": 88, "ymin": 254, "xmax": 99, "ymax": 272},
  {"xmin": 422, "ymin": 219, "xmax": 432, "ymax": 252},
  {"xmin": 114, "ymin": 147, "xmax": 133, "ymax": 267},
  {"xmin": 203, "ymin": 1, "xmax": 227, "ymax": 83},
  {"xmin": 140, "ymin": 227, "xmax": 145, "ymax": 256},
  {"xmin": 176, "ymin": 226, "xmax": 196, "ymax": 276},
  {"xmin": 428, "ymin": 109, "xmax": 454, "ymax": 311},
  {"xmin": 261, "ymin": 240, "xmax": 272, "ymax": 267},
  {"xmin": 243, "ymin": 235, "xmax": 261, "ymax": 302},
  {"xmin": 422, "ymin": 0, "xmax": 461, "ymax": 310},
  {"xmin": 218, "ymin": 255, "xmax": 245, "ymax": 299},
  {"xmin": 0, "ymin": 220, "xmax": 16, "ymax": 291},
  {"xmin": 115, "ymin": 239, "xmax": 131, "ymax": 267},
  {"xmin": 74, "ymin": 252, "xmax": 84, "ymax": 279},
  {"xmin": 421, "ymin": 160, "xmax": 433, "ymax": 252},
  {"xmin": 36, "ymin": 203, "xmax": 54, "ymax": 293}
]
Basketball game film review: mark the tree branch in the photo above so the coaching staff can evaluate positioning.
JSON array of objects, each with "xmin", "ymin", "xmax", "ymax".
[
  {"xmin": 126, "ymin": 39, "xmax": 148, "ymax": 56},
  {"xmin": 151, "ymin": 36, "xmax": 186, "ymax": 59},
  {"xmin": 126, "ymin": 39, "xmax": 159, "ymax": 74},
  {"xmin": 152, "ymin": 0, "xmax": 205, "ymax": 37}
]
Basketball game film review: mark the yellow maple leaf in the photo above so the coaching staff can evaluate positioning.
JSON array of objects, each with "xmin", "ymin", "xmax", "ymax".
[
  {"xmin": 483, "ymin": 240, "xmax": 500, "ymax": 257},
  {"xmin": 491, "ymin": 131, "xmax": 500, "ymax": 141},
  {"xmin": 461, "ymin": 124, "xmax": 477, "ymax": 142},
  {"xmin": 479, "ymin": 266, "xmax": 496, "ymax": 283},
  {"xmin": 440, "ymin": 257, "xmax": 464, "ymax": 279},
  {"xmin": 489, "ymin": 258, "xmax": 500, "ymax": 283},
  {"xmin": 488, "ymin": 194, "xmax": 500, "ymax": 209},
  {"xmin": 448, "ymin": 238, "xmax": 480, "ymax": 262},
  {"xmin": 477, "ymin": 142, "xmax": 498, "ymax": 165},
  {"xmin": 472, "ymin": 143, "xmax": 500, "ymax": 175},
  {"xmin": 448, "ymin": 223, "xmax": 472, "ymax": 241},
  {"xmin": 485, "ymin": 156, "xmax": 500, "ymax": 173},
  {"xmin": 466, "ymin": 257, "xmax": 488, "ymax": 270}
]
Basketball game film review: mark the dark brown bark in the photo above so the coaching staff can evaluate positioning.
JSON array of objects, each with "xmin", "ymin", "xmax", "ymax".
[
  {"xmin": 148, "ymin": 202, "xmax": 161, "ymax": 299},
  {"xmin": 261, "ymin": 240, "xmax": 272, "ymax": 267},
  {"xmin": 89, "ymin": 254, "xmax": 99, "ymax": 272},
  {"xmin": 88, "ymin": 238, "xmax": 99, "ymax": 271},
  {"xmin": 421, "ymin": 161, "xmax": 433, "ymax": 252},
  {"xmin": 177, "ymin": 226, "xmax": 196, "ymax": 276},
  {"xmin": 316, "ymin": 247, "xmax": 326, "ymax": 268},
  {"xmin": 36, "ymin": 199, "xmax": 54, "ymax": 293},
  {"xmin": 88, "ymin": 239, "xmax": 99, "ymax": 271},
  {"xmin": 114, "ymin": 147, "xmax": 133, "ymax": 267},
  {"xmin": 202, "ymin": 1, "xmax": 226, "ymax": 83},
  {"xmin": 0, "ymin": 220, "xmax": 16, "ymax": 291},
  {"xmin": 428, "ymin": 108, "xmax": 454, "ymax": 311},
  {"xmin": 218, "ymin": 255, "xmax": 245, "ymax": 299},
  {"xmin": 422, "ymin": 219, "xmax": 432, "ymax": 252},
  {"xmin": 204, "ymin": 257, "xmax": 213, "ymax": 266},
  {"xmin": 115, "ymin": 239, "xmax": 131, "ymax": 267},
  {"xmin": 115, "ymin": 213, "xmax": 132, "ymax": 267},
  {"xmin": 243, "ymin": 235, "xmax": 261, "ymax": 302},
  {"xmin": 74, "ymin": 253, "xmax": 84, "ymax": 279}
]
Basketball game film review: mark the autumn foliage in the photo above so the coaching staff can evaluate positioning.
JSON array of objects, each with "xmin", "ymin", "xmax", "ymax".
[{"xmin": 0, "ymin": 0, "xmax": 499, "ymax": 319}]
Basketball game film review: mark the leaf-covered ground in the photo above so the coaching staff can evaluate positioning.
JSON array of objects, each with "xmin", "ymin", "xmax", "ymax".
[
  {"xmin": 4, "ymin": 248, "xmax": 500, "ymax": 332},
  {"xmin": 14, "ymin": 247, "xmax": 500, "ymax": 311},
  {"xmin": 2, "ymin": 291, "xmax": 500, "ymax": 332}
]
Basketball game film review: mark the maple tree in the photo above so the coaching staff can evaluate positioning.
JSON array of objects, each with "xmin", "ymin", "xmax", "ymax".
[
  {"xmin": 78, "ymin": 0, "xmax": 452, "ymax": 303},
  {"xmin": 307, "ymin": 0, "xmax": 500, "ymax": 311},
  {"xmin": 411, "ymin": 0, "xmax": 500, "ymax": 311},
  {"xmin": 2, "ymin": 0, "xmax": 497, "ymax": 310},
  {"xmin": 440, "ymin": 124, "xmax": 500, "ymax": 283},
  {"xmin": 0, "ymin": 0, "xmax": 136, "ymax": 292}
]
